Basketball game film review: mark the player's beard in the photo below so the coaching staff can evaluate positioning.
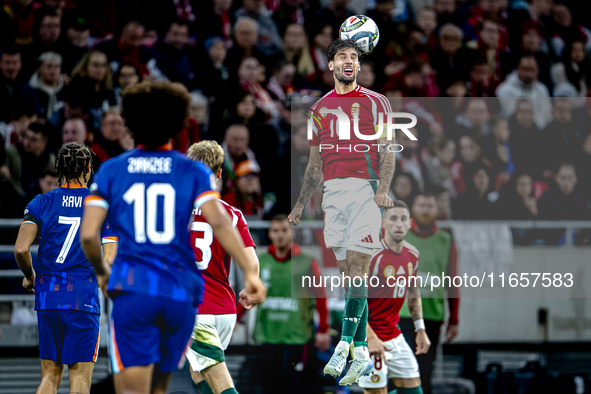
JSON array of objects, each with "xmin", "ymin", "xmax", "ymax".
[{"xmin": 334, "ymin": 66, "xmax": 357, "ymax": 86}]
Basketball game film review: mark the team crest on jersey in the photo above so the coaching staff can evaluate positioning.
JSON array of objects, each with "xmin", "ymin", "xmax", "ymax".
[
  {"xmin": 383, "ymin": 265, "xmax": 395, "ymax": 278},
  {"xmin": 351, "ymin": 102, "xmax": 360, "ymax": 117},
  {"xmin": 371, "ymin": 374, "xmax": 380, "ymax": 383},
  {"xmin": 396, "ymin": 266, "xmax": 405, "ymax": 275},
  {"xmin": 320, "ymin": 107, "xmax": 328, "ymax": 118},
  {"xmin": 408, "ymin": 262, "xmax": 413, "ymax": 276}
]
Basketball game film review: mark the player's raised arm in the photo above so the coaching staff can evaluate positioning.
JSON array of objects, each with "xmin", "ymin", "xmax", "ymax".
[
  {"xmin": 200, "ymin": 199, "xmax": 267, "ymax": 306},
  {"xmin": 407, "ymin": 279, "xmax": 431, "ymax": 355},
  {"xmin": 14, "ymin": 222, "xmax": 38, "ymax": 293},
  {"xmin": 289, "ymin": 145, "xmax": 322, "ymax": 226},
  {"xmin": 375, "ymin": 134, "xmax": 396, "ymax": 209}
]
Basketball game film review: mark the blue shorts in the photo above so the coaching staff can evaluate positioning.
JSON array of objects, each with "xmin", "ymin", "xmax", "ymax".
[
  {"xmin": 109, "ymin": 293, "xmax": 196, "ymax": 373},
  {"xmin": 37, "ymin": 310, "xmax": 100, "ymax": 365}
]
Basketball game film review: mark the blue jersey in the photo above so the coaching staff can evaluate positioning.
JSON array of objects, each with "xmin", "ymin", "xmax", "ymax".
[
  {"xmin": 87, "ymin": 146, "xmax": 219, "ymax": 306},
  {"xmin": 24, "ymin": 186, "xmax": 117, "ymax": 314}
]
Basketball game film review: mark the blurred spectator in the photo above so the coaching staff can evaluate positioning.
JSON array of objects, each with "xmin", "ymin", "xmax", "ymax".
[
  {"xmin": 236, "ymin": 56, "xmax": 278, "ymax": 118},
  {"xmin": 433, "ymin": 0, "xmax": 476, "ymax": 40},
  {"xmin": 0, "ymin": 4, "xmax": 16, "ymax": 52},
  {"xmin": 357, "ymin": 60, "xmax": 376, "ymax": 90},
  {"xmin": 389, "ymin": 171, "xmax": 420, "ymax": 207},
  {"xmin": 189, "ymin": 91, "xmax": 210, "ymax": 140},
  {"xmin": 221, "ymin": 124, "xmax": 260, "ymax": 194},
  {"xmin": 430, "ymin": 184, "xmax": 452, "ymax": 220},
  {"xmin": 235, "ymin": 0, "xmax": 283, "ymax": 49},
  {"xmin": 416, "ymin": 6, "xmax": 438, "ymax": 42},
  {"xmin": 148, "ymin": 20, "xmax": 192, "ymax": 87},
  {"xmin": 451, "ymin": 134, "xmax": 484, "ymax": 194},
  {"xmin": 496, "ymin": 54, "xmax": 552, "ymax": 129},
  {"xmin": 316, "ymin": 0, "xmax": 355, "ymax": 40},
  {"xmin": 94, "ymin": 20, "xmax": 149, "ymax": 75},
  {"xmin": 430, "ymin": 23, "xmax": 474, "ymax": 88},
  {"xmin": 538, "ymin": 162, "xmax": 589, "ymax": 220},
  {"xmin": 89, "ymin": 109, "xmax": 132, "ymax": 164},
  {"xmin": 22, "ymin": 51, "xmax": 65, "ymax": 119},
  {"xmin": 249, "ymin": 215, "xmax": 330, "ymax": 394},
  {"xmin": 113, "ymin": 62, "xmax": 140, "ymax": 106},
  {"xmin": 195, "ymin": 36, "xmax": 229, "ymax": 98},
  {"xmin": 485, "ymin": 117, "xmax": 514, "ymax": 184},
  {"xmin": 396, "ymin": 127, "xmax": 424, "ymax": 189},
  {"xmin": 512, "ymin": 21, "xmax": 552, "ymax": 92},
  {"xmin": 423, "ymin": 136, "xmax": 457, "ymax": 197},
  {"xmin": 195, "ymin": 0, "xmax": 233, "ymax": 42},
  {"xmin": 267, "ymin": 60, "xmax": 296, "ymax": 101},
  {"xmin": 4, "ymin": 120, "xmax": 55, "ymax": 199},
  {"xmin": 452, "ymin": 97, "xmax": 490, "ymax": 142},
  {"xmin": 452, "ymin": 163, "xmax": 498, "ymax": 219},
  {"xmin": 28, "ymin": 168, "xmax": 58, "ymax": 199},
  {"xmin": 467, "ymin": 57, "xmax": 496, "ymax": 97},
  {"xmin": 468, "ymin": 0, "xmax": 509, "ymax": 52},
  {"xmin": 4, "ymin": 0, "xmax": 35, "ymax": 47},
  {"xmin": 62, "ymin": 16, "xmax": 91, "ymax": 74},
  {"xmin": 550, "ymin": 39, "xmax": 589, "ymax": 106},
  {"xmin": 472, "ymin": 16, "xmax": 512, "ymax": 85},
  {"xmin": 538, "ymin": 98, "xmax": 580, "ymax": 178},
  {"xmin": 508, "ymin": 98, "xmax": 539, "ymax": 173},
  {"xmin": 576, "ymin": 132, "xmax": 591, "ymax": 199},
  {"xmin": 70, "ymin": 51, "xmax": 116, "ymax": 116},
  {"xmin": 272, "ymin": 0, "xmax": 309, "ymax": 38},
  {"xmin": 0, "ymin": 47, "xmax": 25, "ymax": 123},
  {"xmin": 26, "ymin": 6, "xmax": 65, "ymax": 71},
  {"xmin": 282, "ymin": 24, "xmax": 315, "ymax": 83},
  {"xmin": 226, "ymin": 16, "xmax": 284, "ymax": 82},
  {"xmin": 383, "ymin": 58, "xmax": 433, "ymax": 97},
  {"xmin": 497, "ymin": 171, "xmax": 538, "ymax": 220},
  {"xmin": 222, "ymin": 159, "xmax": 264, "ymax": 218},
  {"xmin": 48, "ymin": 82, "xmax": 91, "ymax": 147},
  {"xmin": 366, "ymin": 0, "xmax": 398, "ymax": 73},
  {"xmin": 61, "ymin": 117, "xmax": 86, "ymax": 144},
  {"xmin": 547, "ymin": 3, "xmax": 591, "ymax": 61},
  {"xmin": 307, "ymin": 22, "xmax": 332, "ymax": 89}
]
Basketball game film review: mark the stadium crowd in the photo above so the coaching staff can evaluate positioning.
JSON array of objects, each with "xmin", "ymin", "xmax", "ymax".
[{"xmin": 2, "ymin": 0, "xmax": 591, "ymax": 227}]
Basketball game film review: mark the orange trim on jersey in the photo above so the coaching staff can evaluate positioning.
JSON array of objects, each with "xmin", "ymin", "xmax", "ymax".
[
  {"xmin": 93, "ymin": 329, "xmax": 100, "ymax": 362},
  {"xmin": 103, "ymin": 236, "xmax": 118, "ymax": 241},
  {"xmin": 60, "ymin": 184, "xmax": 86, "ymax": 189},
  {"xmin": 136, "ymin": 143, "xmax": 172, "ymax": 151},
  {"xmin": 84, "ymin": 195, "xmax": 106, "ymax": 204},
  {"xmin": 196, "ymin": 190, "xmax": 221, "ymax": 201},
  {"xmin": 111, "ymin": 324, "xmax": 124, "ymax": 372}
]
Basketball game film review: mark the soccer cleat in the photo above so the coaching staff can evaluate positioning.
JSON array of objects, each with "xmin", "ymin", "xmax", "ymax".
[
  {"xmin": 323, "ymin": 346, "xmax": 349, "ymax": 378},
  {"xmin": 339, "ymin": 358, "xmax": 375, "ymax": 386}
]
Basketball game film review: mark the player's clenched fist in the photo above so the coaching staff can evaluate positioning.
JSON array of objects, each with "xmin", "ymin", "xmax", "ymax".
[
  {"xmin": 374, "ymin": 191, "xmax": 394, "ymax": 209},
  {"xmin": 243, "ymin": 274, "xmax": 267, "ymax": 306},
  {"xmin": 415, "ymin": 329, "xmax": 431, "ymax": 355},
  {"xmin": 288, "ymin": 203, "xmax": 304, "ymax": 226}
]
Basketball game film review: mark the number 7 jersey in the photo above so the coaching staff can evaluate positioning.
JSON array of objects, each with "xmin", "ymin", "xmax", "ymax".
[
  {"xmin": 190, "ymin": 199, "xmax": 255, "ymax": 315},
  {"xmin": 87, "ymin": 145, "xmax": 219, "ymax": 306}
]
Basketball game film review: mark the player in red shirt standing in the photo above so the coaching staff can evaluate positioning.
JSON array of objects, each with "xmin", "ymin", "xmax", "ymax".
[
  {"xmin": 185, "ymin": 140, "xmax": 263, "ymax": 394},
  {"xmin": 289, "ymin": 38, "xmax": 396, "ymax": 386},
  {"xmin": 358, "ymin": 200, "xmax": 430, "ymax": 394}
]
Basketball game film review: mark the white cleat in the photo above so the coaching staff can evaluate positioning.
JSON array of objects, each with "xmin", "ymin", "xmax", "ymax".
[
  {"xmin": 323, "ymin": 346, "xmax": 349, "ymax": 378},
  {"xmin": 339, "ymin": 358, "xmax": 375, "ymax": 386}
]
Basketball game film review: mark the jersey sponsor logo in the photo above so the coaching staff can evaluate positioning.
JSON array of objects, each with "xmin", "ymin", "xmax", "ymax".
[
  {"xmin": 361, "ymin": 234, "xmax": 374, "ymax": 243},
  {"xmin": 408, "ymin": 262, "xmax": 413, "ymax": 276},
  {"xmin": 62, "ymin": 196, "xmax": 82, "ymax": 208},
  {"xmin": 383, "ymin": 265, "xmax": 395, "ymax": 278},
  {"xmin": 396, "ymin": 266, "xmax": 405, "ymax": 275},
  {"xmin": 127, "ymin": 157, "xmax": 172, "ymax": 174},
  {"xmin": 351, "ymin": 102, "xmax": 360, "ymax": 116},
  {"xmin": 371, "ymin": 374, "xmax": 381, "ymax": 383},
  {"xmin": 260, "ymin": 297, "xmax": 299, "ymax": 312}
]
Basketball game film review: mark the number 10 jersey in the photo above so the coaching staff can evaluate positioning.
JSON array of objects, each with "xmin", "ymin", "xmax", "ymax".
[
  {"xmin": 89, "ymin": 146, "xmax": 219, "ymax": 307},
  {"xmin": 190, "ymin": 199, "xmax": 255, "ymax": 315}
]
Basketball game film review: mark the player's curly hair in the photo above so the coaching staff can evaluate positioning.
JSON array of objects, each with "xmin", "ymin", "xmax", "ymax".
[
  {"xmin": 122, "ymin": 80, "xmax": 191, "ymax": 149},
  {"xmin": 187, "ymin": 140, "xmax": 225, "ymax": 174},
  {"xmin": 326, "ymin": 38, "xmax": 364, "ymax": 62},
  {"xmin": 55, "ymin": 142, "xmax": 94, "ymax": 188}
]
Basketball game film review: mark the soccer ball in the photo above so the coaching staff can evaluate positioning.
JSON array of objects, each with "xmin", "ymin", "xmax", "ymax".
[{"xmin": 339, "ymin": 15, "xmax": 380, "ymax": 53}]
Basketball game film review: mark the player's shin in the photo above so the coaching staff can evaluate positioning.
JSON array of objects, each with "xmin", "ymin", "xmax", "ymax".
[
  {"xmin": 341, "ymin": 279, "xmax": 368, "ymax": 346},
  {"xmin": 195, "ymin": 380, "xmax": 214, "ymax": 394},
  {"xmin": 352, "ymin": 302, "xmax": 369, "ymax": 360}
]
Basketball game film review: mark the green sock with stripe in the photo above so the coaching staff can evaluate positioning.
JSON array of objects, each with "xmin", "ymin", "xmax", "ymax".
[
  {"xmin": 341, "ymin": 280, "xmax": 368, "ymax": 341},
  {"xmin": 353, "ymin": 301, "xmax": 368, "ymax": 355},
  {"xmin": 220, "ymin": 388, "xmax": 239, "ymax": 394},
  {"xmin": 388, "ymin": 390, "xmax": 398, "ymax": 394}
]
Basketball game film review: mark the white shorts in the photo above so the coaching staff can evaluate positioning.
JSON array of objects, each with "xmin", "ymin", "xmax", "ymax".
[
  {"xmin": 358, "ymin": 334, "xmax": 420, "ymax": 388},
  {"xmin": 322, "ymin": 177, "xmax": 383, "ymax": 259},
  {"xmin": 185, "ymin": 314, "xmax": 236, "ymax": 372}
]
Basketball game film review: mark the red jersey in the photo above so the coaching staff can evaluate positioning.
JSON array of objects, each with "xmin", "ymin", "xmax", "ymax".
[
  {"xmin": 309, "ymin": 85, "xmax": 392, "ymax": 181},
  {"xmin": 191, "ymin": 200, "xmax": 255, "ymax": 315},
  {"xmin": 368, "ymin": 239, "xmax": 420, "ymax": 342}
]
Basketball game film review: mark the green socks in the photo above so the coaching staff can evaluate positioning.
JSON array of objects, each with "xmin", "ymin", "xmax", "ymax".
[
  {"xmin": 221, "ymin": 388, "xmax": 239, "ymax": 394},
  {"xmin": 341, "ymin": 281, "xmax": 368, "ymax": 342},
  {"xmin": 353, "ymin": 302, "xmax": 368, "ymax": 348},
  {"xmin": 195, "ymin": 380, "xmax": 214, "ymax": 394},
  {"xmin": 388, "ymin": 390, "xmax": 398, "ymax": 394},
  {"xmin": 398, "ymin": 387, "xmax": 423, "ymax": 394}
]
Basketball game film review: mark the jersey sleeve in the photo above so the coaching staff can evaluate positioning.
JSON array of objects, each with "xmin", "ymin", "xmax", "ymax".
[
  {"xmin": 308, "ymin": 101, "xmax": 325, "ymax": 147},
  {"xmin": 23, "ymin": 195, "xmax": 41, "ymax": 226},
  {"xmin": 193, "ymin": 162, "xmax": 221, "ymax": 209},
  {"xmin": 374, "ymin": 93, "xmax": 393, "ymax": 139},
  {"xmin": 86, "ymin": 164, "xmax": 112, "ymax": 210},
  {"xmin": 235, "ymin": 209, "xmax": 255, "ymax": 248},
  {"xmin": 101, "ymin": 220, "xmax": 118, "ymax": 244}
]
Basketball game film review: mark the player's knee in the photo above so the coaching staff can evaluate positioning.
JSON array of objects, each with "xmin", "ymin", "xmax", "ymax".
[
  {"xmin": 190, "ymin": 368, "xmax": 205, "ymax": 384},
  {"xmin": 363, "ymin": 387, "xmax": 388, "ymax": 394}
]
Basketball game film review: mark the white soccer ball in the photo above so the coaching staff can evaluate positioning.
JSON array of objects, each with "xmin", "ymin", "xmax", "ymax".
[{"xmin": 339, "ymin": 15, "xmax": 380, "ymax": 53}]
